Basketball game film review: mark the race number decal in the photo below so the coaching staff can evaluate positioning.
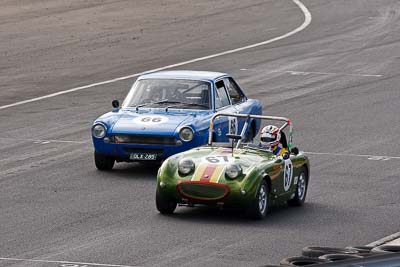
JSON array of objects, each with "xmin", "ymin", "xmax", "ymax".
[
  {"xmin": 283, "ymin": 159, "xmax": 293, "ymax": 191},
  {"xmin": 229, "ymin": 117, "xmax": 238, "ymax": 134},
  {"xmin": 217, "ymin": 127, "xmax": 222, "ymax": 137},
  {"xmin": 202, "ymin": 155, "xmax": 234, "ymax": 164},
  {"xmin": 133, "ymin": 115, "xmax": 169, "ymax": 125}
]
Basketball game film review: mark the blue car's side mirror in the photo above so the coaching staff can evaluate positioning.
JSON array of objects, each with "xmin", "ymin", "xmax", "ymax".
[{"xmin": 112, "ymin": 100, "xmax": 120, "ymax": 108}]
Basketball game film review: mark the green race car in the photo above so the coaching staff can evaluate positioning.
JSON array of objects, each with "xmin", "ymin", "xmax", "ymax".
[{"xmin": 155, "ymin": 113, "xmax": 310, "ymax": 219}]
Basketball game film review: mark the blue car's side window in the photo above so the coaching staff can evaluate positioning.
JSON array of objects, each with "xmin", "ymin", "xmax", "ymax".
[
  {"xmin": 226, "ymin": 78, "xmax": 246, "ymax": 105},
  {"xmin": 215, "ymin": 80, "xmax": 230, "ymax": 109}
]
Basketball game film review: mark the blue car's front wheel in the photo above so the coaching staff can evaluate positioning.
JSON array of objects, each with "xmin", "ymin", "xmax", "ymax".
[{"xmin": 94, "ymin": 152, "xmax": 115, "ymax": 171}]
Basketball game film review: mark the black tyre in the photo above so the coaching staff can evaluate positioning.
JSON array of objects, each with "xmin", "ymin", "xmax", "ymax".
[
  {"xmin": 344, "ymin": 246, "xmax": 378, "ymax": 257},
  {"xmin": 156, "ymin": 189, "xmax": 177, "ymax": 214},
  {"xmin": 247, "ymin": 180, "xmax": 269, "ymax": 219},
  {"xmin": 288, "ymin": 167, "xmax": 308, "ymax": 206},
  {"xmin": 345, "ymin": 246, "xmax": 372, "ymax": 253},
  {"xmin": 319, "ymin": 253, "xmax": 363, "ymax": 261},
  {"xmin": 280, "ymin": 256, "xmax": 327, "ymax": 266},
  {"xmin": 302, "ymin": 246, "xmax": 358, "ymax": 258},
  {"xmin": 371, "ymin": 245, "xmax": 400, "ymax": 254},
  {"xmin": 94, "ymin": 152, "xmax": 115, "ymax": 171},
  {"xmin": 246, "ymin": 124, "xmax": 255, "ymax": 142}
]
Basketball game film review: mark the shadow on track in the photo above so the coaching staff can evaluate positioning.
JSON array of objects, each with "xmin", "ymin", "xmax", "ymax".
[
  {"xmin": 156, "ymin": 202, "xmax": 355, "ymax": 229},
  {"xmin": 93, "ymin": 162, "xmax": 160, "ymax": 180}
]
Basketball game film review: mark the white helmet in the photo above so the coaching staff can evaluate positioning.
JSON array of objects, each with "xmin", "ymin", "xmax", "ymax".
[{"xmin": 260, "ymin": 125, "xmax": 281, "ymax": 149}]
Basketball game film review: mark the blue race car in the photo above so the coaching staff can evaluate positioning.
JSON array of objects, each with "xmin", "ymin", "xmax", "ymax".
[{"xmin": 91, "ymin": 70, "xmax": 262, "ymax": 170}]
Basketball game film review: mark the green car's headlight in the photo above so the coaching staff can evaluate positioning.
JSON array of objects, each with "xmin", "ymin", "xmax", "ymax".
[
  {"xmin": 225, "ymin": 163, "xmax": 242, "ymax": 179},
  {"xmin": 92, "ymin": 123, "xmax": 106, "ymax": 138},
  {"xmin": 178, "ymin": 158, "xmax": 195, "ymax": 175},
  {"xmin": 179, "ymin": 126, "xmax": 194, "ymax": 142}
]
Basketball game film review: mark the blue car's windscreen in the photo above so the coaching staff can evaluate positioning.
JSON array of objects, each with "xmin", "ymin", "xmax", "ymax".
[{"xmin": 122, "ymin": 79, "xmax": 212, "ymax": 110}]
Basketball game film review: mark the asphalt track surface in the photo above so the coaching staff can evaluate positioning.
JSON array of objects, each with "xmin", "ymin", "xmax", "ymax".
[{"xmin": 1, "ymin": 0, "xmax": 400, "ymax": 266}]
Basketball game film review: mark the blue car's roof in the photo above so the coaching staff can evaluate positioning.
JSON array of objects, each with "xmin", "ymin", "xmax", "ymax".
[{"xmin": 138, "ymin": 70, "xmax": 228, "ymax": 82}]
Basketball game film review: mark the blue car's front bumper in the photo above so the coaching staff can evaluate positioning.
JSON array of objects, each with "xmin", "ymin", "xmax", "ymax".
[{"xmin": 92, "ymin": 135, "xmax": 206, "ymax": 161}]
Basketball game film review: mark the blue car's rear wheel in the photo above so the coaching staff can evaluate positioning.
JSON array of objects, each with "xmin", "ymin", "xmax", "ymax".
[
  {"xmin": 94, "ymin": 152, "xmax": 115, "ymax": 171},
  {"xmin": 156, "ymin": 189, "xmax": 177, "ymax": 214}
]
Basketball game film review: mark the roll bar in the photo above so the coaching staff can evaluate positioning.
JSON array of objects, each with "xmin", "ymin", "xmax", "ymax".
[{"xmin": 208, "ymin": 113, "xmax": 293, "ymax": 149}]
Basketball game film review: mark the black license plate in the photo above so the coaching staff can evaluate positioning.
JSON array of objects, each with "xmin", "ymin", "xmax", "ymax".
[{"xmin": 130, "ymin": 153, "xmax": 157, "ymax": 161}]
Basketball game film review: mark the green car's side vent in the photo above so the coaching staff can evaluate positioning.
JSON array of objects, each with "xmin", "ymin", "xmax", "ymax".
[{"xmin": 177, "ymin": 182, "xmax": 230, "ymax": 201}]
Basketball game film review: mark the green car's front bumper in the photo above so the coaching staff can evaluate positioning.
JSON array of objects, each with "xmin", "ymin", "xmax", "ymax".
[{"xmin": 158, "ymin": 180, "xmax": 256, "ymax": 209}]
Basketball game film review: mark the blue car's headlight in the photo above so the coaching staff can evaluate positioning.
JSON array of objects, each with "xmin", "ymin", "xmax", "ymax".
[
  {"xmin": 225, "ymin": 163, "xmax": 242, "ymax": 179},
  {"xmin": 178, "ymin": 158, "xmax": 195, "ymax": 175},
  {"xmin": 179, "ymin": 126, "xmax": 194, "ymax": 142},
  {"xmin": 92, "ymin": 123, "xmax": 106, "ymax": 138}
]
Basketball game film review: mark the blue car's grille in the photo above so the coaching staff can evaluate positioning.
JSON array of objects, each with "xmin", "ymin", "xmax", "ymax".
[
  {"xmin": 111, "ymin": 135, "xmax": 177, "ymax": 145},
  {"xmin": 122, "ymin": 148, "xmax": 164, "ymax": 155}
]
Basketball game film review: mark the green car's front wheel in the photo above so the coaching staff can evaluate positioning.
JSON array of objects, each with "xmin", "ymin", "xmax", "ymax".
[
  {"xmin": 288, "ymin": 167, "xmax": 308, "ymax": 206},
  {"xmin": 247, "ymin": 180, "xmax": 269, "ymax": 219},
  {"xmin": 156, "ymin": 189, "xmax": 177, "ymax": 214}
]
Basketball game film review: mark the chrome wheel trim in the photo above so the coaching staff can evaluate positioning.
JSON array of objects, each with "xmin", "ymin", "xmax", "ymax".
[
  {"xmin": 297, "ymin": 172, "xmax": 306, "ymax": 200},
  {"xmin": 258, "ymin": 184, "xmax": 267, "ymax": 214}
]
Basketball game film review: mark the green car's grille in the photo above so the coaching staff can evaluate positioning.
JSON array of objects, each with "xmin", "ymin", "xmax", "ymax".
[{"xmin": 177, "ymin": 182, "xmax": 229, "ymax": 201}]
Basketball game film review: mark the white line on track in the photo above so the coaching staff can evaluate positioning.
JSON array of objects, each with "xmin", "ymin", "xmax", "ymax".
[
  {"xmin": 0, "ymin": 257, "xmax": 136, "ymax": 267},
  {"xmin": 304, "ymin": 151, "xmax": 400, "ymax": 160},
  {"xmin": 282, "ymin": 70, "xmax": 383, "ymax": 77},
  {"xmin": 0, "ymin": 137, "xmax": 87, "ymax": 144},
  {"xmin": 2, "ymin": 134, "xmax": 399, "ymax": 161},
  {"xmin": 239, "ymin": 69, "xmax": 383, "ymax": 78},
  {"xmin": 0, "ymin": 0, "xmax": 312, "ymax": 111},
  {"xmin": 366, "ymin": 232, "xmax": 400, "ymax": 247}
]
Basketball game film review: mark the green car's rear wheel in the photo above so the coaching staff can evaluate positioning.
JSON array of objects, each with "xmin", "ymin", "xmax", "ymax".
[
  {"xmin": 156, "ymin": 189, "xmax": 177, "ymax": 214},
  {"xmin": 247, "ymin": 180, "xmax": 269, "ymax": 219},
  {"xmin": 288, "ymin": 167, "xmax": 308, "ymax": 206},
  {"xmin": 94, "ymin": 152, "xmax": 115, "ymax": 171}
]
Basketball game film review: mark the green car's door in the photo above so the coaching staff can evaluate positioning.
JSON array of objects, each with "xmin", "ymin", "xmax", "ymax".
[{"xmin": 275, "ymin": 157, "xmax": 295, "ymax": 197}]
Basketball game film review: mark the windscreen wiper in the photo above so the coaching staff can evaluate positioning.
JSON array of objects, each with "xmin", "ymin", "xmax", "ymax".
[
  {"xmin": 165, "ymin": 102, "xmax": 209, "ymax": 111},
  {"xmin": 135, "ymin": 100, "xmax": 183, "ymax": 111},
  {"xmin": 179, "ymin": 102, "xmax": 209, "ymax": 109},
  {"xmin": 153, "ymin": 99, "xmax": 182, "ymax": 105},
  {"xmin": 134, "ymin": 103, "xmax": 149, "ymax": 111}
]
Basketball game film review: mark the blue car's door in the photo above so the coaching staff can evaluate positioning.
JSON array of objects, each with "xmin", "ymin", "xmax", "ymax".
[
  {"xmin": 213, "ymin": 79, "xmax": 238, "ymax": 141},
  {"xmin": 222, "ymin": 77, "xmax": 250, "ymax": 134}
]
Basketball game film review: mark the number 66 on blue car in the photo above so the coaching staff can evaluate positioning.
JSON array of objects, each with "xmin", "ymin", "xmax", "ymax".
[{"xmin": 91, "ymin": 70, "xmax": 262, "ymax": 170}]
